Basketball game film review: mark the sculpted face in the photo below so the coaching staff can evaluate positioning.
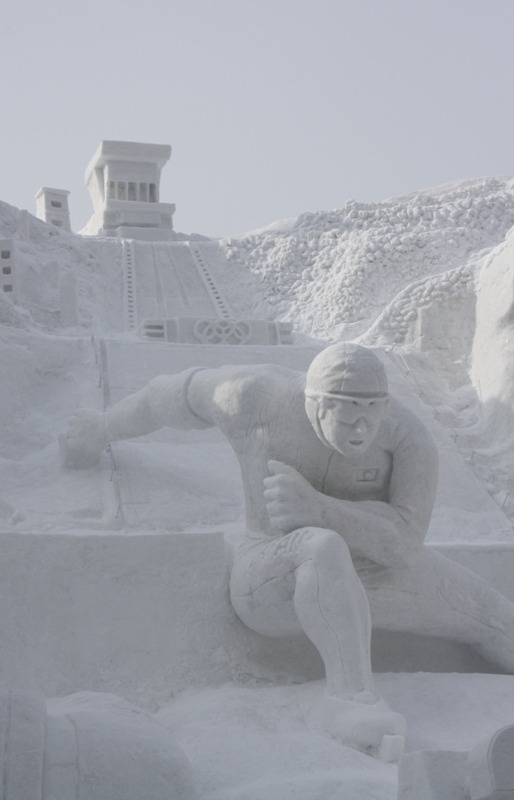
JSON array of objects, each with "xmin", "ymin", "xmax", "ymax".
[
  {"xmin": 305, "ymin": 343, "xmax": 390, "ymax": 459},
  {"xmin": 316, "ymin": 395, "xmax": 389, "ymax": 458}
]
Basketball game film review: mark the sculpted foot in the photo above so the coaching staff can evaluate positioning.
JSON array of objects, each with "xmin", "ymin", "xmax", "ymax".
[{"xmin": 313, "ymin": 692, "xmax": 406, "ymax": 762}]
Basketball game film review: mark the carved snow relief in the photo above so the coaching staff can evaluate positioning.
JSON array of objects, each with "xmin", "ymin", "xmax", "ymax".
[{"xmin": 139, "ymin": 316, "xmax": 293, "ymax": 345}]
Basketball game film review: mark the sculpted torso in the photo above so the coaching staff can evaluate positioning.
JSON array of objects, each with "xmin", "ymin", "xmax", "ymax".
[{"xmin": 186, "ymin": 364, "xmax": 430, "ymax": 547}]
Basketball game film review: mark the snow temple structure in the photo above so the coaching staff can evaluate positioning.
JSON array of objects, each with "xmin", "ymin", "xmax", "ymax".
[
  {"xmin": 83, "ymin": 140, "xmax": 292, "ymax": 344},
  {"xmin": 34, "ymin": 187, "xmax": 71, "ymax": 232},
  {"xmin": 84, "ymin": 140, "xmax": 175, "ymax": 240}
]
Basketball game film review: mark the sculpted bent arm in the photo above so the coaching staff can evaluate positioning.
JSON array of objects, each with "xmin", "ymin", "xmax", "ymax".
[{"xmin": 264, "ymin": 415, "xmax": 438, "ymax": 569}]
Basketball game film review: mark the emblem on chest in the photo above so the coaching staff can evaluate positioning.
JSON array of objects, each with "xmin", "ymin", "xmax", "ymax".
[{"xmin": 356, "ymin": 468, "xmax": 379, "ymax": 483}]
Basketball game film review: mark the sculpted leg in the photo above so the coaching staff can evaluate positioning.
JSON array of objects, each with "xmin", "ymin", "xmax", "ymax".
[
  {"xmin": 230, "ymin": 527, "xmax": 405, "ymax": 759},
  {"xmin": 291, "ymin": 527, "xmax": 374, "ymax": 699},
  {"xmin": 364, "ymin": 546, "xmax": 514, "ymax": 673},
  {"xmin": 291, "ymin": 528, "xmax": 405, "ymax": 758}
]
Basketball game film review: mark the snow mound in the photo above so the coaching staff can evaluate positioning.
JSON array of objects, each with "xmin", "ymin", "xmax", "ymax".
[{"xmin": 215, "ymin": 177, "xmax": 514, "ymax": 341}]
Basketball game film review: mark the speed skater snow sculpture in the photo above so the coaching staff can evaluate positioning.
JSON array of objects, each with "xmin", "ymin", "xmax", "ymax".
[{"xmin": 64, "ymin": 343, "xmax": 514, "ymax": 761}]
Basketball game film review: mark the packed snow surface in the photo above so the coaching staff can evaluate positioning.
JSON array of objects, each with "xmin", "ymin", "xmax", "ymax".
[{"xmin": 158, "ymin": 673, "xmax": 514, "ymax": 800}]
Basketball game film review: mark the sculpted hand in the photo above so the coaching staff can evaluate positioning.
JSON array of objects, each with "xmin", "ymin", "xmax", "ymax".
[
  {"xmin": 66, "ymin": 409, "xmax": 108, "ymax": 457},
  {"xmin": 264, "ymin": 460, "xmax": 325, "ymax": 534}
]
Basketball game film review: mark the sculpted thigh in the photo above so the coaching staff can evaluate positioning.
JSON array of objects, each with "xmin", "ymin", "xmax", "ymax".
[
  {"xmin": 230, "ymin": 528, "xmax": 317, "ymax": 595},
  {"xmin": 229, "ymin": 528, "xmax": 324, "ymax": 637}
]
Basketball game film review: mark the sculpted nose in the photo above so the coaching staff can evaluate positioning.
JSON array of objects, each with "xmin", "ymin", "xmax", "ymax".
[{"xmin": 353, "ymin": 417, "xmax": 368, "ymax": 435}]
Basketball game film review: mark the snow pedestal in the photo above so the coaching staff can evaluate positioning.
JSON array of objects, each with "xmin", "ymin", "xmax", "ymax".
[
  {"xmin": 0, "ymin": 531, "xmax": 512, "ymax": 707},
  {"xmin": 397, "ymin": 724, "xmax": 514, "ymax": 800},
  {"xmin": 468, "ymin": 725, "xmax": 514, "ymax": 800}
]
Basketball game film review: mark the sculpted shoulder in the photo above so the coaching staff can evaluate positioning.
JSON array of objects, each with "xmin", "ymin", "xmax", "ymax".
[
  {"xmin": 375, "ymin": 396, "xmax": 438, "ymax": 456},
  {"xmin": 188, "ymin": 364, "xmax": 304, "ymax": 427}
]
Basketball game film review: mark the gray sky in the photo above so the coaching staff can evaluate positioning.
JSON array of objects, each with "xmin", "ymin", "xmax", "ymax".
[{"xmin": 1, "ymin": 0, "xmax": 513, "ymax": 238}]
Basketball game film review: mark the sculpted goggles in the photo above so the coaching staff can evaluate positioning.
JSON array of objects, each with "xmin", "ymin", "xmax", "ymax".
[{"xmin": 308, "ymin": 392, "xmax": 389, "ymax": 424}]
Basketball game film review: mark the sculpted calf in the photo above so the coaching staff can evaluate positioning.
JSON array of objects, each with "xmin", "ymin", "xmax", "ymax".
[{"xmin": 66, "ymin": 344, "xmax": 514, "ymax": 760}]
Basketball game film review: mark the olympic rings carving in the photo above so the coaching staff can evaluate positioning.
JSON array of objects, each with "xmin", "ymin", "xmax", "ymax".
[{"xmin": 193, "ymin": 319, "xmax": 252, "ymax": 345}]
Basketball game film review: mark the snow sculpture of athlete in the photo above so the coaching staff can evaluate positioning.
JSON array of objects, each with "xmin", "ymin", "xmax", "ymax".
[{"xmin": 65, "ymin": 343, "xmax": 514, "ymax": 760}]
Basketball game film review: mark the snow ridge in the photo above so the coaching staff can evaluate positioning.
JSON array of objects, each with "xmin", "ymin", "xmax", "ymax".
[{"xmin": 216, "ymin": 177, "xmax": 514, "ymax": 341}]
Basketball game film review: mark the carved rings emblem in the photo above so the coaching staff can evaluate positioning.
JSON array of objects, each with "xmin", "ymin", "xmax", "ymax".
[{"xmin": 193, "ymin": 319, "xmax": 252, "ymax": 345}]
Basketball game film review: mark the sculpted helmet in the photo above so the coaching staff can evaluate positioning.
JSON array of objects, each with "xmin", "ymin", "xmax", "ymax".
[{"xmin": 305, "ymin": 343, "xmax": 388, "ymax": 400}]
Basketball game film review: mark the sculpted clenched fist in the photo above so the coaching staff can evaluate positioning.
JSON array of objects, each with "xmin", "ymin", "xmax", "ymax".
[
  {"xmin": 60, "ymin": 408, "xmax": 108, "ymax": 469},
  {"xmin": 264, "ymin": 459, "xmax": 325, "ymax": 534}
]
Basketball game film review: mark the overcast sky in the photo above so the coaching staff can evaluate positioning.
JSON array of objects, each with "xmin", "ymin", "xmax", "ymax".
[{"xmin": 1, "ymin": 0, "xmax": 513, "ymax": 238}]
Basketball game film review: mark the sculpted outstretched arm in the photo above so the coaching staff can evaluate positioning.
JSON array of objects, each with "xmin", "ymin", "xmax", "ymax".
[
  {"xmin": 65, "ymin": 368, "xmax": 217, "ymax": 464},
  {"xmin": 64, "ymin": 363, "xmax": 274, "ymax": 469},
  {"xmin": 103, "ymin": 368, "xmax": 215, "ymax": 442}
]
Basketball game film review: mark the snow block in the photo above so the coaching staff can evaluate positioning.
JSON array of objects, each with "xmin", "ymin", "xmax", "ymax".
[
  {"xmin": 0, "ymin": 532, "xmax": 325, "ymax": 704},
  {"xmin": 468, "ymin": 724, "xmax": 514, "ymax": 800},
  {"xmin": 0, "ymin": 689, "xmax": 196, "ymax": 800},
  {"xmin": 45, "ymin": 692, "xmax": 197, "ymax": 800},
  {"xmin": 398, "ymin": 726, "xmax": 514, "ymax": 800},
  {"xmin": 0, "ymin": 690, "xmax": 46, "ymax": 800}
]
